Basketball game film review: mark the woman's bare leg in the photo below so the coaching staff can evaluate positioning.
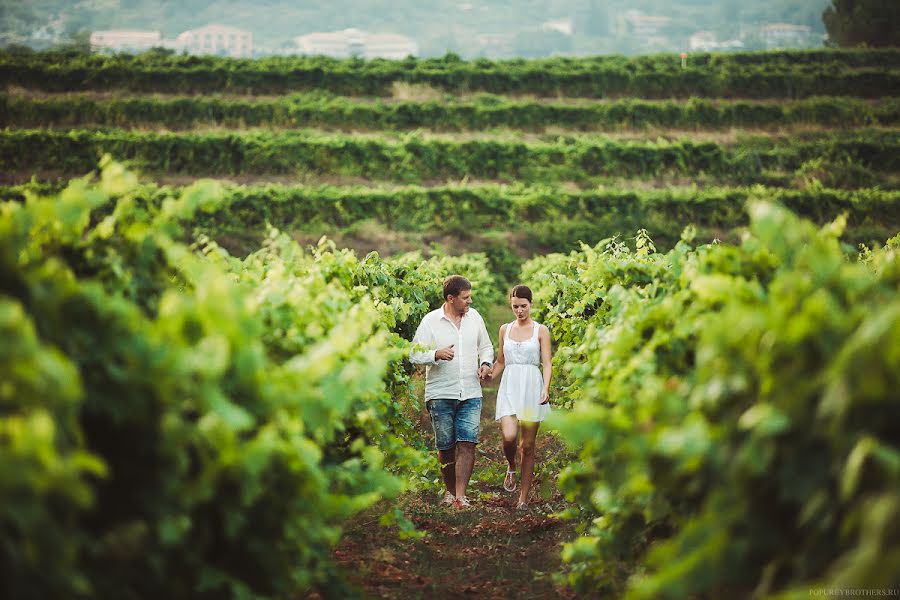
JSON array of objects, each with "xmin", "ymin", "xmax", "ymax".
[
  {"xmin": 499, "ymin": 415, "xmax": 519, "ymax": 471},
  {"xmin": 518, "ymin": 422, "xmax": 539, "ymax": 505}
]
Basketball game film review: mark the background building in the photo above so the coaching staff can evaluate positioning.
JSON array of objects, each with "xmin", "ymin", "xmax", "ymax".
[
  {"xmin": 759, "ymin": 23, "xmax": 812, "ymax": 48},
  {"xmin": 176, "ymin": 24, "xmax": 253, "ymax": 58},
  {"xmin": 294, "ymin": 29, "xmax": 417, "ymax": 59},
  {"xmin": 90, "ymin": 30, "xmax": 161, "ymax": 53}
]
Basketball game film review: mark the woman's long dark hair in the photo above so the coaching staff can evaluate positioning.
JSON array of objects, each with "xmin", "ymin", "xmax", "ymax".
[{"xmin": 510, "ymin": 284, "xmax": 533, "ymax": 302}]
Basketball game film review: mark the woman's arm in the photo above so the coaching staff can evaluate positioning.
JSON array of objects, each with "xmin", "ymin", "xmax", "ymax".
[
  {"xmin": 489, "ymin": 324, "xmax": 507, "ymax": 380},
  {"xmin": 539, "ymin": 325, "xmax": 552, "ymax": 404}
]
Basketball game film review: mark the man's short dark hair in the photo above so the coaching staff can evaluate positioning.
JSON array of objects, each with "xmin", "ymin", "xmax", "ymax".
[{"xmin": 443, "ymin": 275, "xmax": 472, "ymax": 300}]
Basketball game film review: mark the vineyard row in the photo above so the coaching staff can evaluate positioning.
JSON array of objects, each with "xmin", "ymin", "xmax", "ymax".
[
  {"xmin": 3, "ymin": 129, "xmax": 897, "ymax": 184},
  {"xmin": 3, "ymin": 94, "xmax": 898, "ymax": 132},
  {"xmin": 2, "ymin": 50, "xmax": 898, "ymax": 97}
]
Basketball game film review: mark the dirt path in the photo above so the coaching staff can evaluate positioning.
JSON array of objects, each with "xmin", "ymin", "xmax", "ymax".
[{"xmin": 331, "ymin": 383, "xmax": 601, "ymax": 599}]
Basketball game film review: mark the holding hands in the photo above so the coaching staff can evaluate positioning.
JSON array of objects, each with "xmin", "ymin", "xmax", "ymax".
[
  {"xmin": 435, "ymin": 345, "xmax": 495, "ymax": 383},
  {"xmin": 478, "ymin": 363, "xmax": 492, "ymax": 381}
]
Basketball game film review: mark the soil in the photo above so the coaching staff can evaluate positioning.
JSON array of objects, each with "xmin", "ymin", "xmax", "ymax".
[{"xmin": 326, "ymin": 384, "xmax": 603, "ymax": 600}]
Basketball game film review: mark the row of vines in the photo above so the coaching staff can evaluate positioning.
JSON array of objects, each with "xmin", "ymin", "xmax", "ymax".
[
  {"xmin": 3, "ymin": 128, "xmax": 897, "ymax": 184},
  {"xmin": 3, "ymin": 94, "xmax": 899, "ymax": 131},
  {"xmin": 3, "ymin": 181, "xmax": 898, "ymax": 251},
  {"xmin": 522, "ymin": 204, "xmax": 900, "ymax": 597},
  {"xmin": 1, "ymin": 161, "xmax": 504, "ymax": 598},
  {"xmin": 3, "ymin": 43, "xmax": 899, "ymax": 598},
  {"xmin": 2, "ymin": 49, "xmax": 898, "ymax": 97}
]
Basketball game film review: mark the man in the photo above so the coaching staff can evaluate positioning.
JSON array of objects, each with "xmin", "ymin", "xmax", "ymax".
[{"xmin": 410, "ymin": 275, "xmax": 493, "ymax": 508}]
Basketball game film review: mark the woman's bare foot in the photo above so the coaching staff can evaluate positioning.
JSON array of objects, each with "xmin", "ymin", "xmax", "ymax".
[{"xmin": 503, "ymin": 469, "xmax": 517, "ymax": 492}]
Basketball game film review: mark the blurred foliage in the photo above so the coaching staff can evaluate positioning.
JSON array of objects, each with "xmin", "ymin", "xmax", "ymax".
[
  {"xmin": 823, "ymin": 0, "xmax": 900, "ymax": 48},
  {"xmin": 523, "ymin": 202, "xmax": 900, "ymax": 597},
  {"xmin": 4, "ymin": 180, "xmax": 897, "ymax": 269},
  {"xmin": 0, "ymin": 159, "xmax": 504, "ymax": 598}
]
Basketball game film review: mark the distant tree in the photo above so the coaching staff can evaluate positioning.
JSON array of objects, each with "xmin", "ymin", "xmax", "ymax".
[
  {"xmin": 1, "ymin": 43, "xmax": 35, "ymax": 55},
  {"xmin": 52, "ymin": 29, "xmax": 92, "ymax": 54},
  {"xmin": 146, "ymin": 46, "xmax": 176, "ymax": 56},
  {"xmin": 822, "ymin": 0, "xmax": 900, "ymax": 47}
]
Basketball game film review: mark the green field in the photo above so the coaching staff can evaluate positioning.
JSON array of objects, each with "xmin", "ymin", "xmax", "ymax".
[{"xmin": 2, "ymin": 48, "xmax": 899, "ymax": 599}]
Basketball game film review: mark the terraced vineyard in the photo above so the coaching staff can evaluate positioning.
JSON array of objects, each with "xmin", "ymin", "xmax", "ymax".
[
  {"xmin": 2, "ymin": 49, "xmax": 899, "ymax": 259},
  {"xmin": 2, "ymin": 48, "xmax": 899, "ymax": 598}
]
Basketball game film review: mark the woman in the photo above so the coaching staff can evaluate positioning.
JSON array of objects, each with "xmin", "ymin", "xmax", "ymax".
[{"xmin": 488, "ymin": 284, "xmax": 552, "ymax": 509}]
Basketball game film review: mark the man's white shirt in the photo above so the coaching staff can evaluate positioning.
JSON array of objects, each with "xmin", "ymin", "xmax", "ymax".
[{"xmin": 410, "ymin": 307, "xmax": 494, "ymax": 401}]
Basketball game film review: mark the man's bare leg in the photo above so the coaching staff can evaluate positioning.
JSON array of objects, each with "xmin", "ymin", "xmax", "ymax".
[
  {"xmin": 438, "ymin": 448, "xmax": 456, "ymax": 496},
  {"xmin": 454, "ymin": 441, "xmax": 476, "ymax": 499}
]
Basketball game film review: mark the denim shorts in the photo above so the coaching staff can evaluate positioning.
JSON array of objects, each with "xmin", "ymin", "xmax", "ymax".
[{"xmin": 425, "ymin": 397, "xmax": 482, "ymax": 451}]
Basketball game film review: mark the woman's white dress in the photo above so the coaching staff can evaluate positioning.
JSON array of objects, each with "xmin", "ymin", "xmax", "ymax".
[{"xmin": 495, "ymin": 321, "xmax": 549, "ymax": 422}]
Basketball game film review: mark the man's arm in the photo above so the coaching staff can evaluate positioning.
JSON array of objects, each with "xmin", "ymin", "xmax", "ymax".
[
  {"xmin": 409, "ymin": 318, "xmax": 437, "ymax": 365},
  {"xmin": 477, "ymin": 314, "xmax": 494, "ymax": 367}
]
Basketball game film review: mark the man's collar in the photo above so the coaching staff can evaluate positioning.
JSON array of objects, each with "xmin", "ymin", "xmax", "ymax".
[{"xmin": 441, "ymin": 306, "xmax": 466, "ymax": 321}]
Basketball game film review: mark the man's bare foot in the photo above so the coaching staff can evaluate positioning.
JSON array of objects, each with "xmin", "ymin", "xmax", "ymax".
[{"xmin": 453, "ymin": 496, "xmax": 472, "ymax": 509}]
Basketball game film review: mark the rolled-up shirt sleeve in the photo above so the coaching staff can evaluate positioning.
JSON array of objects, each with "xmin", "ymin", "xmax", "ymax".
[
  {"xmin": 477, "ymin": 314, "xmax": 494, "ymax": 366},
  {"xmin": 410, "ymin": 318, "xmax": 436, "ymax": 365}
]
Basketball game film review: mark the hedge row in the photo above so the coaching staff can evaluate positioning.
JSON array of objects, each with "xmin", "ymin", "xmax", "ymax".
[
  {"xmin": 0, "ymin": 160, "xmax": 509, "ymax": 598},
  {"xmin": 2, "ymin": 49, "xmax": 899, "ymax": 97},
  {"xmin": 7, "ymin": 48, "xmax": 898, "ymax": 69},
  {"xmin": 4, "ymin": 94, "xmax": 898, "ymax": 132},
  {"xmin": 3, "ymin": 129, "xmax": 898, "ymax": 184},
  {"xmin": 4, "ymin": 181, "xmax": 897, "ymax": 254},
  {"xmin": 522, "ymin": 205, "xmax": 900, "ymax": 597}
]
